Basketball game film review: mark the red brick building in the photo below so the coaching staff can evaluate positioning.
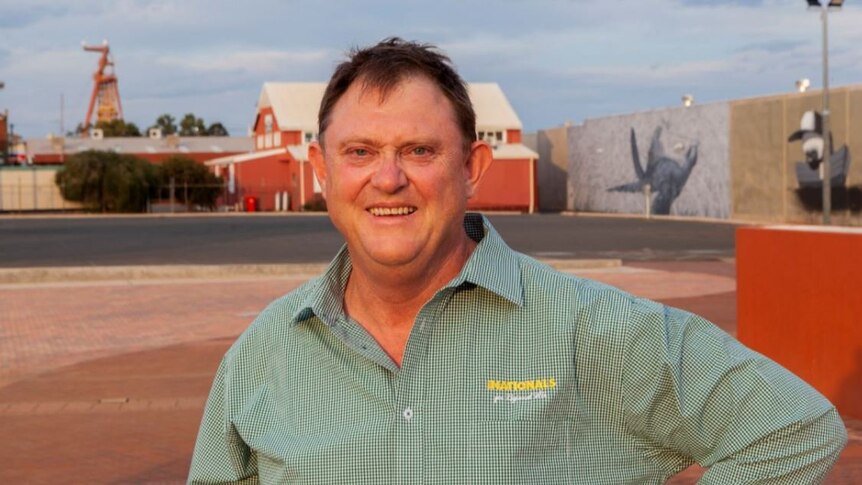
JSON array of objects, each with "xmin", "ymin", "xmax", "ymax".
[{"xmin": 206, "ymin": 82, "xmax": 539, "ymax": 212}]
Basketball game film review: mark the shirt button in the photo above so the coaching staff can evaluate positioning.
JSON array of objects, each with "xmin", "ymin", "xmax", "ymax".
[{"xmin": 402, "ymin": 407, "xmax": 414, "ymax": 421}]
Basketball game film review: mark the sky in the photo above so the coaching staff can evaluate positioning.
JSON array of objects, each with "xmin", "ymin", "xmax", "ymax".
[{"xmin": 1, "ymin": 0, "xmax": 861, "ymax": 139}]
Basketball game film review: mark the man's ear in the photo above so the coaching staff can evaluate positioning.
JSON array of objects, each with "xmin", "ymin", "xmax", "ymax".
[
  {"xmin": 308, "ymin": 141, "xmax": 327, "ymax": 197},
  {"xmin": 464, "ymin": 140, "xmax": 493, "ymax": 199}
]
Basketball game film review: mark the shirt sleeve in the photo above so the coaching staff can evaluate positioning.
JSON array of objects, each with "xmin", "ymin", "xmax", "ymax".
[
  {"xmin": 621, "ymin": 299, "xmax": 847, "ymax": 483},
  {"xmin": 188, "ymin": 356, "xmax": 259, "ymax": 485}
]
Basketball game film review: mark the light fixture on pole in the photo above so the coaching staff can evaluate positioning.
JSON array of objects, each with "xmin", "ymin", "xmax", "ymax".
[
  {"xmin": 806, "ymin": 0, "xmax": 844, "ymax": 224},
  {"xmin": 681, "ymin": 94, "xmax": 694, "ymax": 107}
]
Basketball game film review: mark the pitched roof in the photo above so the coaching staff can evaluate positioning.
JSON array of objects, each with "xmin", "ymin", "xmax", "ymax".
[
  {"xmin": 468, "ymin": 83, "xmax": 522, "ymax": 130},
  {"xmin": 258, "ymin": 83, "xmax": 327, "ymax": 132}
]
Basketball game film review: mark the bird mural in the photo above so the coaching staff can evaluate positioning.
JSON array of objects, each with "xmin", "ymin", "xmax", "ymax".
[
  {"xmin": 608, "ymin": 126, "xmax": 699, "ymax": 215},
  {"xmin": 787, "ymin": 110, "xmax": 850, "ymax": 189}
]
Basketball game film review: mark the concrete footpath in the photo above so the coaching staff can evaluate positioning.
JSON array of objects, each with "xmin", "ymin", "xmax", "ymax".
[{"xmin": 0, "ymin": 260, "xmax": 858, "ymax": 484}]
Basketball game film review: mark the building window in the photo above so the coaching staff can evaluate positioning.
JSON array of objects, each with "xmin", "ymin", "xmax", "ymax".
[
  {"xmin": 304, "ymin": 132, "xmax": 317, "ymax": 143},
  {"xmin": 264, "ymin": 114, "xmax": 273, "ymax": 135},
  {"xmin": 274, "ymin": 131, "xmax": 282, "ymax": 146},
  {"xmin": 477, "ymin": 130, "xmax": 504, "ymax": 144}
]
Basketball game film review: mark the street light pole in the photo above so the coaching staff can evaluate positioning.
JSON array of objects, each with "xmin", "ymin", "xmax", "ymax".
[
  {"xmin": 809, "ymin": 0, "xmax": 844, "ymax": 223},
  {"xmin": 819, "ymin": 5, "xmax": 832, "ymax": 224}
]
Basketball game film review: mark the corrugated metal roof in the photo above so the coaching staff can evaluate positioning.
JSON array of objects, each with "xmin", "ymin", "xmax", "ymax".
[
  {"xmin": 258, "ymin": 82, "xmax": 522, "ymax": 133},
  {"xmin": 25, "ymin": 136, "xmax": 253, "ymax": 156},
  {"xmin": 205, "ymin": 147, "xmax": 287, "ymax": 166}
]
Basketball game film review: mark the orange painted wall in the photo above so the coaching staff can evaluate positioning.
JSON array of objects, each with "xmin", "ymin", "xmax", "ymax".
[
  {"xmin": 253, "ymin": 107, "xmax": 277, "ymax": 135},
  {"xmin": 468, "ymin": 158, "xmax": 534, "ymax": 212},
  {"xmin": 281, "ymin": 131, "xmax": 302, "ymax": 146},
  {"xmin": 506, "ymin": 129, "xmax": 521, "ymax": 144},
  {"xmin": 229, "ymin": 154, "xmax": 319, "ymax": 211},
  {"xmin": 737, "ymin": 226, "xmax": 862, "ymax": 419},
  {"xmin": 233, "ymin": 154, "xmax": 293, "ymax": 211}
]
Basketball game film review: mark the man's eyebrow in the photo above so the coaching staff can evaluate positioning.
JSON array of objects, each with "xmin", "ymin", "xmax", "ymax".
[
  {"xmin": 336, "ymin": 137, "xmax": 380, "ymax": 149},
  {"xmin": 336, "ymin": 137, "xmax": 443, "ymax": 149}
]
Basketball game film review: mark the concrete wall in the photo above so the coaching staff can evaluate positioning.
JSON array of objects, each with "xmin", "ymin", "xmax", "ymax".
[
  {"xmin": 730, "ymin": 86, "xmax": 862, "ymax": 225},
  {"xmin": 526, "ymin": 126, "xmax": 569, "ymax": 212},
  {"xmin": 568, "ymin": 103, "xmax": 731, "ymax": 218},
  {"xmin": 0, "ymin": 166, "xmax": 82, "ymax": 211}
]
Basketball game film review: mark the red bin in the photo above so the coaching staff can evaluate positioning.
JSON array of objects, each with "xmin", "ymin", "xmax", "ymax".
[{"xmin": 244, "ymin": 196, "xmax": 258, "ymax": 212}]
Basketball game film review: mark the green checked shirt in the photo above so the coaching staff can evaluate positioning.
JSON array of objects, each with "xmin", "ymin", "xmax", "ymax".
[{"xmin": 189, "ymin": 214, "xmax": 846, "ymax": 484}]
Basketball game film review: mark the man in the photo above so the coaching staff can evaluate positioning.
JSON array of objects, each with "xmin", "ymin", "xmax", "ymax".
[{"xmin": 189, "ymin": 38, "xmax": 846, "ymax": 484}]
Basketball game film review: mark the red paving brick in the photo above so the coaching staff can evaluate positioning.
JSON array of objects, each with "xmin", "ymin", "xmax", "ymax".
[{"xmin": 0, "ymin": 261, "xmax": 858, "ymax": 483}]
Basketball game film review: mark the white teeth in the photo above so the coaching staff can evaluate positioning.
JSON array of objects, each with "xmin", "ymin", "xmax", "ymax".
[{"xmin": 369, "ymin": 207, "xmax": 416, "ymax": 216}]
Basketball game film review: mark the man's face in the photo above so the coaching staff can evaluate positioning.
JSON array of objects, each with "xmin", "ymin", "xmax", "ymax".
[{"xmin": 309, "ymin": 75, "xmax": 490, "ymax": 270}]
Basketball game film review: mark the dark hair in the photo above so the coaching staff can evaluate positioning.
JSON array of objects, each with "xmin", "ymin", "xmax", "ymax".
[{"xmin": 317, "ymin": 37, "xmax": 476, "ymax": 151}]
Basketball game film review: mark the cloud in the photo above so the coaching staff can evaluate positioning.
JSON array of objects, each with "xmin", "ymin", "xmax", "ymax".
[
  {"xmin": 155, "ymin": 49, "xmax": 332, "ymax": 74},
  {"xmin": 679, "ymin": 0, "xmax": 765, "ymax": 6}
]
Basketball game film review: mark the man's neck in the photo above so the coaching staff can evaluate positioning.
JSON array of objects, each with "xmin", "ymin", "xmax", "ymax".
[
  {"xmin": 346, "ymin": 236, "xmax": 475, "ymax": 317},
  {"xmin": 342, "ymin": 235, "xmax": 477, "ymax": 365}
]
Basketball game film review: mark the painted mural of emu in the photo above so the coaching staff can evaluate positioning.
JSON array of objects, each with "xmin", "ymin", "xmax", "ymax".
[{"xmin": 608, "ymin": 127, "xmax": 699, "ymax": 215}]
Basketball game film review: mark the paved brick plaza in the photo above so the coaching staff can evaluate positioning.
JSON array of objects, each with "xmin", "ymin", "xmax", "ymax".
[{"xmin": 1, "ymin": 261, "xmax": 858, "ymax": 483}]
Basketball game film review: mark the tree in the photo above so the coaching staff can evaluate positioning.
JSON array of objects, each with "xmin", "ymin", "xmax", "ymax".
[
  {"xmin": 159, "ymin": 155, "xmax": 224, "ymax": 209},
  {"xmin": 179, "ymin": 113, "xmax": 207, "ymax": 136},
  {"xmin": 151, "ymin": 114, "xmax": 177, "ymax": 135},
  {"xmin": 148, "ymin": 113, "xmax": 229, "ymax": 137},
  {"xmin": 69, "ymin": 120, "xmax": 140, "ymax": 137},
  {"xmin": 206, "ymin": 122, "xmax": 229, "ymax": 137},
  {"xmin": 55, "ymin": 150, "xmax": 157, "ymax": 212},
  {"xmin": 95, "ymin": 119, "xmax": 142, "ymax": 137}
]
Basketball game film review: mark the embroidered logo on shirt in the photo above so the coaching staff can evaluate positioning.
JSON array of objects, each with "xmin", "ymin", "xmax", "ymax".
[{"xmin": 487, "ymin": 378, "xmax": 556, "ymax": 404}]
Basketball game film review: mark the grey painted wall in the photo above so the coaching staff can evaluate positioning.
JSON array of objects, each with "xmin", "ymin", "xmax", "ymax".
[
  {"xmin": 568, "ymin": 102, "xmax": 731, "ymax": 218},
  {"xmin": 525, "ymin": 127, "xmax": 569, "ymax": 211}
]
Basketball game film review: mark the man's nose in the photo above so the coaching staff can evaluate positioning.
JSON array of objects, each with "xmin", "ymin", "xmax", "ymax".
[{"xmin": 370, "ymin": 153, "xmax": 408, "ymax": 193}]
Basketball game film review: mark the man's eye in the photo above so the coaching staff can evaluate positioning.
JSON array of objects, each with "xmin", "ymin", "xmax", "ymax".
[
  {"xmin": 352, "ymin": 148, "xmax": 369, "ymax": 156},
  {"xmin": 412, "ymin": 146, "xmax": 430, "ymax": 156}
]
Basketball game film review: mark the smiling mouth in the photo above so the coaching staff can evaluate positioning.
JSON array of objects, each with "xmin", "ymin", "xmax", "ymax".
[{"xmin": 368, "ymin": 206, "xmax": 417, "ymax": 216}]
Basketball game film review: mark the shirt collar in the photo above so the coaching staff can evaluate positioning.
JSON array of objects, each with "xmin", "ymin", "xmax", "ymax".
[
  {"xmin": 291, "ymin": 212, "xmax": 523, "ymax": 326},
  {"xmin": 446, "ymin": 213, "xmax": 524, "ymax": 306}
]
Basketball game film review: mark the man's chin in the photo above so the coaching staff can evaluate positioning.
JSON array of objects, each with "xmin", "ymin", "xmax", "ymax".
[
  {"xmin": 366, "ymin": 251, "xmax": 422, "ymax": 269},
  {"xmin": 353, "ymin": 242, "xmax": 424, "ymax": 269}
]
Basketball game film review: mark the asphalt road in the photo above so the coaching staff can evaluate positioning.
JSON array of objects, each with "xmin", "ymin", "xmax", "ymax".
[{"xmin": 0, "ymin": 213, "xmax": 741, "ymax": 267}]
